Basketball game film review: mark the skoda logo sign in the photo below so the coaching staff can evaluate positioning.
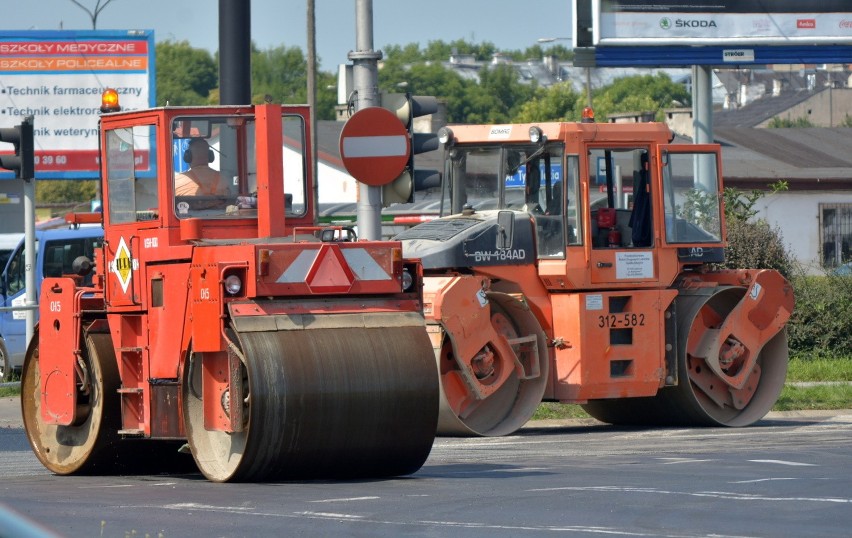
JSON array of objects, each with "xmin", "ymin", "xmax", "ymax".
[{"xmin": 660, "ymin": 17, "xmax": 672, "ymax": 30}]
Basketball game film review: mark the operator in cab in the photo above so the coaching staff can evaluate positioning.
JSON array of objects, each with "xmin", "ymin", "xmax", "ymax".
[{"xmin": 174, "ymin": 138, "xmax": 227, "ymax": 196}]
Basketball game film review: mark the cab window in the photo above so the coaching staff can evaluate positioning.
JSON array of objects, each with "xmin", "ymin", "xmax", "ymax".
[
  {"xmin": 587, "ymin": 147, "xmax": 652, "ymax": 249},
  {"xmin": 4, "ymin": 242, "xmax": 30, "ymax": 296},
  {"xmin": 170, "ymin": 114, "xmax": 308, "ymax": 219},
  {"xmin": 661, "ymin": 151, "xmax": 723, "ymax": 244},
  {"xmin": 105, "ymin": 125, "xmax": 158, "ymax": 224},
  {"xmin": 42, "ymin": 237, "xmax": 102, "ymax": 286}
]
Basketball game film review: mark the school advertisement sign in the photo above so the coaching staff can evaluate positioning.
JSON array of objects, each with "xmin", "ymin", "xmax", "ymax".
[{"xmin": 0, "ymin": 30, "xmax": 155, "ymax": 179}]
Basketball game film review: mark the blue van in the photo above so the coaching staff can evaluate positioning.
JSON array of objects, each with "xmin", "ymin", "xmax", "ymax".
[{"xmin": 0, "ymin": 226, "xmax": 103, "ymax": 380}]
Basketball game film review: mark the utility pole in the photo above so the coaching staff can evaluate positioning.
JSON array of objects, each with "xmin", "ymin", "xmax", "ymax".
[
  {"xmin": 307, "ymin": 0, "xmax": 319, "ymax": 217},
  {"xmin": 349, "ymin": 0, "xmax": 383, "ymax": 240}
]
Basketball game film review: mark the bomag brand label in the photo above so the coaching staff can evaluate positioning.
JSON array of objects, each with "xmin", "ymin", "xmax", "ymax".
[
  {"xmin": 472, "ymin": 249, "xmax": 527, "ymax": 262},
  {"xmin": 488, "ymin": 126, "xmax": 512, "ymax": 139}
]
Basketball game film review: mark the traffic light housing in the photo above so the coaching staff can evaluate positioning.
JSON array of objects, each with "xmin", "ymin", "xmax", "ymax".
[
  {"xmin": 0, "ymin": 116, "xmax": 35, "ymax": 180},
  {"xmin": 380, "ymin": 93, "xmax": 441, "ymax": 206}
]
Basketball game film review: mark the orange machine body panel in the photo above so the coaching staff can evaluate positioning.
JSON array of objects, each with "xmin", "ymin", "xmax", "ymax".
[
  {"xmin": 35, "ymin": 103, "xmax": 423, "ymax": 438},
  {"xmin": 549, "ymin": 289, "xmax": 678, "ymax": 401},
  {"xmin": 401, "ymin": 119, "xmax": 789, "ymax": 410}
]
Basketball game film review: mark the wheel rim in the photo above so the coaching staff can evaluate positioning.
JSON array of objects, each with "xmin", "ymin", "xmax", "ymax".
[
  {"xmin": 182, "ymin": 343, "xmax": 249, "ymax": 482},
  {"xmin": 679, "ymin": 288, "xmax": 789, "ymax": 426},
  {"xmin": 437, "ymin": 293, "xmax": 549, "ymax": 437},
  {"xmin": 21, "ymin": 331, "xmax": 121, "ymax": 474}
]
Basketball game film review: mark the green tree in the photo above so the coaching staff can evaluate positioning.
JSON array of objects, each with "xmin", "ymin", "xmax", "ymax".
[
  {"xmin": 251, "ymin": 44, "xmax": 308, "ymax": 104},
  {"xmin": 720, "ymin": 181, "xmax": 793, "ymax": 278},
  {"xmin": 503, "ymin": 44, "xmax": 574, "ymax": 63},
  {"xmin": 378, "ymin": 61, "xmax": 471, "ymax": 122},
  {"xmin": 421, "ymin": 39, "xmax": 499, "ymax": 62},
  {"xmin": 155, "ymin": 40, "xmax": 217, "ymax": 106},
  {"xmin": 514, "ymin": 83, "xmax": 583, "ymax": 122},
  {"xmin": 577, "ymin": 73, "xmax": 690, "ymax": 121},
  {"xmin": 478, "ymin": 64, "xmax": 537, "ymax": 121},
  {"xmin": 36, "ymin": 180, "xmax": 98, "ymax": 208}
]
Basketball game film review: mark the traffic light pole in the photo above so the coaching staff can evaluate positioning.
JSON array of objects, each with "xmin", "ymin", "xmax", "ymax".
[
  {"xmin": 0, "ymin": 115, "xmax": 36, "ymax": 348},
  {"xmin": 21, "ymin": 117, "xmax": 35, "ymax": 350},
  {"xmin": 349, "ymin": 0, "xmax": 383, "ymax": 240}
]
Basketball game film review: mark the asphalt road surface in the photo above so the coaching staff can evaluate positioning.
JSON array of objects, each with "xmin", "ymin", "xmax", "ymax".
[{"xmin": 0, "ymin": 396, "xmax": 850, "ymax": 538}]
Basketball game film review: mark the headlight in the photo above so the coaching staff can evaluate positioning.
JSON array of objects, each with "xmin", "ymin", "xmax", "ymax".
[
  {"xmin": 529, "ymin": 126, "xmax": 544, "ymax": 144},
  {"xmin": 224, "ymin": 274, "xmax": 242, "ymax": 295},
  {"xmin": 401, "ymin": 268, "xmax": 414, "ymax": 292},
  {"xmin": 438, "ymin": 127, "xmax": 454, "ymax": 145}
]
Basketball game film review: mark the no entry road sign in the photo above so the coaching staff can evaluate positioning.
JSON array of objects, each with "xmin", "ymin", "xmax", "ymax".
[{"xmin": 339, "ymin": 107, "xmax": 410, "ymax": 186}]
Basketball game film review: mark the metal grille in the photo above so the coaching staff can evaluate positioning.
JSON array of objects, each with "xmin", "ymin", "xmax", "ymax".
[{"xmin": 820, "ymin": 203, "xmax": 852, "ymax": 267}]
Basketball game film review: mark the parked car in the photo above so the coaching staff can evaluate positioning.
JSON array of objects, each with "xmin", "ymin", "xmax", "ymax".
[{"xmin": 0, "ymin": 225, "xmax": 103, "ymax": 380}]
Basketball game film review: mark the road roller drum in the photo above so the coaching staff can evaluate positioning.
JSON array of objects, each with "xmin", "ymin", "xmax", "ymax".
[{"xmin": 183, "ymin": 321, "xmax": 438, "ymax": 481}]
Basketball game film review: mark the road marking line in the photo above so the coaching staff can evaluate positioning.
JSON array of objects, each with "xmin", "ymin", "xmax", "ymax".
[
  {"xmin": 162, "ymin": 503, "xmax": 254, "ymax": 512},
  {"xmin": 296, "ymin": 511, "xmax": 364, "ymax": 519},
  {"xmin": 309, "ymin": 496, "xmax": 380, "ymax": 503},
  {"xmin": 525, "ymin": 486, "xmax": 851, "ymax": 504},
  {"xmin": 145, "ymin": 503, "xmax": 766, "ymax": 535},
  {"xmin": 657, "ymin": 458, "xmax": 716, "ymax": 464},
  {"xmin": 731, "ymin": 478, "xmax": 798, "ymax": 484},
  {"xmin": 749, "ymin": 459, "xmax": 816, "ymax": 466}
]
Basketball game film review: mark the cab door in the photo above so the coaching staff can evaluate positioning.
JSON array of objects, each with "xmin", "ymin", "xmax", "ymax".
[
  {"xmin": 585, "ymin": 146, "xmax": 660, "ymax": 286},
  {"xmin": 100, "ymin": 121, "xmax": 160, "ymax": 309},
  {"xmin": 657, "ymin": 144, "xmax": 726, "ymax": 262}
]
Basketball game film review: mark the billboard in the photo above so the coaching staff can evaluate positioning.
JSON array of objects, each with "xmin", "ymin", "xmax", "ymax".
[
  {"xmin": 0, "ymin": 30, "xmax": 155, "ymax": 180},
  {"xmin": 592, "ymin": 0, "xmax": 852, "ymax": 46}
]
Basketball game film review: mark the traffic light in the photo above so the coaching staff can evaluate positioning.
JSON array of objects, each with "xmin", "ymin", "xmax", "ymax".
[
  {"xmin": 0, "ymin": 116, "xmax": 35, "ymax": 180},
  {"xmin": 380, "ymin": 93, "xmax": 441, "ymax": 206}
]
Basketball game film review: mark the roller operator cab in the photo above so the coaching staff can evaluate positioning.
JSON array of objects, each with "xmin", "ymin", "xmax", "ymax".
[
  {"xmin": 397, "ymin": 119, "xmax": 794, "ymax": 436},
  {"xmin": 21, "ymin": 99, "xmax": 438, "ymax": 482}
]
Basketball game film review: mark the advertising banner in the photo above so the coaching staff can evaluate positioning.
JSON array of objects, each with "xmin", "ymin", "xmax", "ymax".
[
  {"xmin": 596, "ymin": 0, "xmax": 852, "ymax": 46},
  {"xmin": 0, "ymin": 30, "xmax": 155, "ymax": 179}
]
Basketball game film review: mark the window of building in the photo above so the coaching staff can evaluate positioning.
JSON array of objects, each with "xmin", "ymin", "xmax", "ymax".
[{"xmin": 820, "ymin": 203, "xmax": 852, "ymax": 268}]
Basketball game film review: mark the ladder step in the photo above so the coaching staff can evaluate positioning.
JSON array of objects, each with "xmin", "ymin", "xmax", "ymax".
[
  {"xmin": 117, "ymin": 387, "xmax": 143, "ymax": 394},
  {"xmin": 118, "ymin": 429, "xmax": 144, "ymax": 436}
]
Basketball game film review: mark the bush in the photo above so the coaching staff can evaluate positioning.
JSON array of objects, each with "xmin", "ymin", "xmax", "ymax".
[
  {"xmin": 787, "ymin": 272, "xmax": 852, "ymax": 356},
  {"xmin": 767, "ymin": 116, "xmax": 814, "ymax": 128},
  {"xmin": 722, "ymin": 218, "xmax": 793, "ymax": 278}
]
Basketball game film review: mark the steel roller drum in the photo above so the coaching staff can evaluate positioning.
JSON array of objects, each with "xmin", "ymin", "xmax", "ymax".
[
  {"xmin": 436, "ymin": 293, "xmax": 550, "ymax": 437},
  {"xmin": 185, "ymin": 315, "xmax": 439, "ymax": 482}
]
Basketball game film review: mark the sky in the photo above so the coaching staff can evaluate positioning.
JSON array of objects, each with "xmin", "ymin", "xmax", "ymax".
[{"xmin": 7, "ymin": 0, "xmax": 574, "ymax": 72}]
